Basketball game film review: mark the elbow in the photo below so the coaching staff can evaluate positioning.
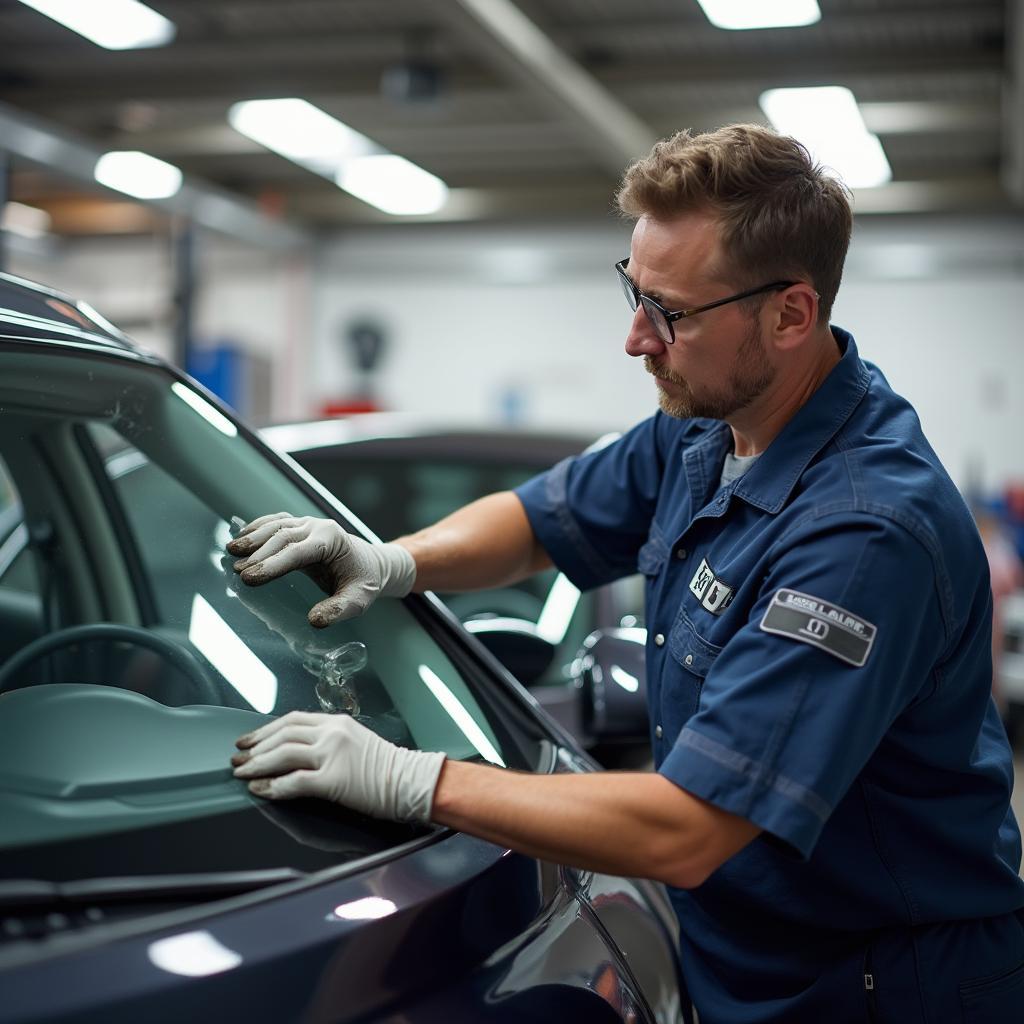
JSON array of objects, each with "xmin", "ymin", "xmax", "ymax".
[
  {"xmin": 661, "ymin": 861, "xmax": 713, "ymax": 891},
  {"xmin": 650, "ymin": 837, "xmax": 715, "ymax": 890}
]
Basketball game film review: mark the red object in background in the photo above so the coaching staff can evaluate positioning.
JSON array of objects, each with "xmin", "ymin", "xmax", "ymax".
[
  {"xmin": 1006, "ymin": 482, "xmax": 1024, "ymax": 522},
  {"xmin": 257, "ymin": 189, "xmax": 286, "ymax": 218},
  {"xmin": 320, "ymin": 399, "xmax": 381, "ymax": 416}
]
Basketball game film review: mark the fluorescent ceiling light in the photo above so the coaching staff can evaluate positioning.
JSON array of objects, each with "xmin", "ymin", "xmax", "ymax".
[
  {"xmin": 94, "ymin": 150, "xmax": 183, "ymax": 200},
  {"xmin": 18, "ymin": 0, "xmax": 175, "ymax": 50},
  {"xmin": 228, "ymin": 99, "xmax": 376, "ymax": 176},
  {"xmin": 697, "ymin": 0, "xmax": 820, "ymax": 30},
  {"xmin": 2, "ymin": 201, "xmax": 51, "ymax": 239},
  {"xmin": 229, "ymin": 98, "xmax": 448, "ymax": 216},
  {"xmin": 759, "ymin": 86, "xmax": 893, "ymax": 189},
  {"xmin": 337, "ymin": 155, "xmax": 449, "ymax": 215}
]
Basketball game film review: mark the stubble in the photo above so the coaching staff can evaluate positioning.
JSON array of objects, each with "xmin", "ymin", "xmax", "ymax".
[{"xmin": 645, "ymin": 318, "xmax": 775, "ymax": 420}]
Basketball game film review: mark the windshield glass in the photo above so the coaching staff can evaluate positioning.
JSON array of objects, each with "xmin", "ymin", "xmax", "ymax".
[
  {"xmin": 289, "ymin": 443, "xmax": 646, "ymax": 686},
  {"xmin": 0, "ymin": 344, "xmax": 525, "ymax": 861}
]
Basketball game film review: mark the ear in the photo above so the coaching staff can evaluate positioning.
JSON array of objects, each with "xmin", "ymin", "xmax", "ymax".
[{"xmin": 766, "ymin": 284, "xmax": 819, "ymax": 352}]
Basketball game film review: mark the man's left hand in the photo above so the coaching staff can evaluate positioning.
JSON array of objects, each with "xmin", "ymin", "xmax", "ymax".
[{"xmin": 231, "ymin": 711, "xmax": 446, "ymax": 824}]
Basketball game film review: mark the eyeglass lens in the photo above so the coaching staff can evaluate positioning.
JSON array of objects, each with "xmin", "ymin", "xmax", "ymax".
[
  {"xmin": 618, "ymin": 268, "xmax": 638, "ymax": 311},
  {"xmin": 640, "ymin": 297, "xmax": 673, "ymax": 344},
  {"xmin": 618, "ymin": 267, "xmax": 673, "ymax": 344}
]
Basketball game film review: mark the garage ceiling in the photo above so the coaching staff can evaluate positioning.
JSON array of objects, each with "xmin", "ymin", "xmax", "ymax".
[{"xmin": 0, "ymin": 0, "xmax": 1018, "ymax": 236}]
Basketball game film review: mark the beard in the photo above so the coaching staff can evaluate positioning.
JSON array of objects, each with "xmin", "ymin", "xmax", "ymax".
[{"xmin": 645, "ymin": 318, "xmax": 776, "ymax": 420}]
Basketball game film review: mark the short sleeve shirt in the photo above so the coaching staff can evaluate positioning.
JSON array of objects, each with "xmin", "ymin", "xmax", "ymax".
[{"xmin": 515, "ymin": 329, "xmax": 1024, "ymax": 1021}]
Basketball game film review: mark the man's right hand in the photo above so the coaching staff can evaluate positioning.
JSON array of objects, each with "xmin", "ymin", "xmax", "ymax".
[{"xmin": 226, "ymin": 513, "xmax": 417, "ymax": 627}]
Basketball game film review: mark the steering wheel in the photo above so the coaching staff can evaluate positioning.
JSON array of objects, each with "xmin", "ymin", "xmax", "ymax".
[{"xmin": 0, "ymin": 623, "xmax": 219, "ymax": 703}]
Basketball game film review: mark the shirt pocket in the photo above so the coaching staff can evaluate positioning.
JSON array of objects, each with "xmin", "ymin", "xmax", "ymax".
[
  {"xmin": 666, "ymin": 611, "xmax": 723, "ymax": 723},
  {"xmin": 960, "ymin": 958, "xmax": 1024, "ymax": 1023}
]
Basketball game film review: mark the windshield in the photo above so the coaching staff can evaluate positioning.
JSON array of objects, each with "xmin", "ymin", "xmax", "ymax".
[{"xmin": 0, "ymin": 343, "xmax": 529, "ymax": 865}]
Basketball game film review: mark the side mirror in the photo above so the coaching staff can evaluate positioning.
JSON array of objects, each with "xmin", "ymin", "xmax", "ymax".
[{"xmin": 572, "ymin": 627, "xmax": 648, "ymax": 743}]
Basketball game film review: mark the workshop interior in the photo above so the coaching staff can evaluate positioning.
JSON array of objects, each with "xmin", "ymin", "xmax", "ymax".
[{"xmin": 1, "ymin": 2, "xmax": 1023, "ymax": 1022}]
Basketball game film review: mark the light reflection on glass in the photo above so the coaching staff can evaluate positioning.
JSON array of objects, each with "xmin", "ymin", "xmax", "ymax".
[
  {"xmin": 171, "ymin": 381, "xmax": 238, "ymax": 437},
  {"xmin": 417, "ymin": 665, "xmax": 505, "ymax": 766},
  {"xmin": 105, "ymin": 448, "xmax": 148, "ymax": 479},
  {"xmin": 535, "ymin": 572, "xmax": 581, "ymax": 645},
  {"xmin": 188, "ymin": 593, "xmax": 277, "ymax": 713},
  {"xmin": 610, "ymin": 664, "xmax": 640, "ymax": 693}
]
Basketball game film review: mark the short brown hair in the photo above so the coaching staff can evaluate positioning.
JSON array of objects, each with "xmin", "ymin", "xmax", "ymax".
[{"xmin": 615, "ymin": 124, "xmax": 852, "ymax": 323}]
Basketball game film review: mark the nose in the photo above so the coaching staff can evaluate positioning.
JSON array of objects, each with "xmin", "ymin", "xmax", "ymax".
[{"xmin": 624, "ymin": 305, "xmax": 667, "ymax": 359}]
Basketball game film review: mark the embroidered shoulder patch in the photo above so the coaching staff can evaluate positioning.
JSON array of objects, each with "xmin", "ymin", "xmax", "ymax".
[{"xmin": 759, "ymin": 588, "xmax": 877, "ymax": 667}]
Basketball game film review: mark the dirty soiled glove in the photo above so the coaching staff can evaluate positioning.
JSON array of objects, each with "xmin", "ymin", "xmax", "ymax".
[
  {"xmin": 227, "ymin": 513, "xmax": 416, "ymax": 627},
  {"xmin": 231, "ymin": 711, "xmax": 446, "ymax": 824}
]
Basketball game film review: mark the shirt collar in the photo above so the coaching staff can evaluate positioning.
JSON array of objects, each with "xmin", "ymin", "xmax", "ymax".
[{"xmin": 730, "ymin": 326, "xmax": 870, "ymax": 514}]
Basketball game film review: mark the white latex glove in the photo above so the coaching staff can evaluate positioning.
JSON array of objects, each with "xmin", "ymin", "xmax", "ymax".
[
  {"xmin": 227, "ymin": 513, "xmax": 416, "ymax": 627},
  {"xmin": 231, "ymin": 711, "xmax": 446, "ymax": 823}
]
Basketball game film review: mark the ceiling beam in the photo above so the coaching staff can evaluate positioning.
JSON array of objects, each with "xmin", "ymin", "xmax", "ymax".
[
  {"xmin": 436, "ymin": 0, "xmax": 657, "ymax": 173},
  {"xmin": 274, "ymin": 177, "xmax": 1011, "ymax": 226},
  {"xmin": 0, "ymin": 102, "xmax": 309, "ymax": 247},
  {"xmin": 1004, "ymin": 0, "xmax": 1024, "ymax": 206}
]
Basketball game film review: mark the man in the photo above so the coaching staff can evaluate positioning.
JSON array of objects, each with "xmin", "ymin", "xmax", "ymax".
[{"xmin": 227, "ymin": 125, "xmax": 1024, "ymax": 1022}]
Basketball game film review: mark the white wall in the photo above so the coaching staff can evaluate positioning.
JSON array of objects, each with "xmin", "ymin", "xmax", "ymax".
[
  {"xmin": 835, "ymin": 278, "xmax": 1023, "ymax": 493},
  {"xmin": 309, "ymin": 224, "xmax": 643, "ymax": 432},
  {"xmin": 8, "ymin": 212, "xmax": 1024, "ymax": 494},
  {"xmin": 312, "ymin": 216, "xmax": 1024, "ymax": 493}
]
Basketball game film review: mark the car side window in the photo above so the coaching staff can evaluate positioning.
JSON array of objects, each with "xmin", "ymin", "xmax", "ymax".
[
  {"xmin": 0, "ymin": 458, "xmax": 38, "ymax": 596},
  {"xmin": 0, "ymin": 456, "xmax": 42, "ymax": 666}
]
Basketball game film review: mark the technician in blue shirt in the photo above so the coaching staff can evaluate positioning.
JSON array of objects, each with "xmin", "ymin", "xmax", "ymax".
[{"xmin": 228, "ymin": 124, "xmax": 1024, "ymax": 1022}]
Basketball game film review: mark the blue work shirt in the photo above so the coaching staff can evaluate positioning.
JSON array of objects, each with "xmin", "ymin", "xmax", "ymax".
[{"xmin": 516, "ymin": 329, "xmax": 1024, "ymax": 1022}]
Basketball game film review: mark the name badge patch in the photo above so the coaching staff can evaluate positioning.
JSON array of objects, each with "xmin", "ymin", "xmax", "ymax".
[
  {"xmin": 688, "ymin": 558, "xmax": 735, "ymax": 615},
  {"xmin": 759, "ymin": 588, "xmax": 877, "ymax": 667}
]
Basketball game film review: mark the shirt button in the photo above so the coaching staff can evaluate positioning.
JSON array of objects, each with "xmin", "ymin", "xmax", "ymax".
[
  {"xmin": 654, "ymin": 633, "xmax": 665, "ymax": 647},
  {"xmin": 676, "ymin": 547, "xmax": 688, "ymax": 559},
  {"xmin": 655, "ymin": 725, "xmax": 663, "ymax": 739},
  {"xmin": 684, "ymin": 654, "xmax": 694, "ymax": 666}
]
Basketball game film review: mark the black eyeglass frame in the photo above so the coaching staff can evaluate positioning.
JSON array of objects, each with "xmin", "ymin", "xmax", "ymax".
[{"xmin": 615, "ymin": 258, "xmax": 797, "ymax": 344}]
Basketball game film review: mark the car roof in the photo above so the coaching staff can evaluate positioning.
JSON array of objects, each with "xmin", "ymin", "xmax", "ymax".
[
  {"xmin": 261, "ymin": 414, "xmax": 617, "ymax": 463},
  {"xmin": 0, "ymin": 272, "xmax": 136, "ymax": 351}
]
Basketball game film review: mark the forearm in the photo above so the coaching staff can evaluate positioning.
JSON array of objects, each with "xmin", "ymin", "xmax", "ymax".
[
  {"xmin": 395, "ymin": 491, "xmax": 552, "ymax": 594},
  {"xmin": 431, "ymin": 759, "xmax": 760, "ymax": 889}
]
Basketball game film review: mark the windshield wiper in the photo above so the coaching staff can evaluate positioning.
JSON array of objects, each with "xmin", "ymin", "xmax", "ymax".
[{"xmin": 0, "ymin": 867, "xmax": 305, "ymax": 912}]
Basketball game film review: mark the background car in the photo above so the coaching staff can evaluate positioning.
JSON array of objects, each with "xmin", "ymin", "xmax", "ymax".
[
  {"xmin": 261, "ymin": 417, "xmax": 651, "ymax": 761},
  {"xmin": 0, "ymin": 273, "xmax": 685, "ymax": 1024},
  {"xmin": 1000, "ymin": 591, "xmax": 1024, "ymax": 744}
]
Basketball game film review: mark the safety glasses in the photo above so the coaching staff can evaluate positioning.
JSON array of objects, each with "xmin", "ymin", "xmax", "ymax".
[{"xmin": 615, "ymin": 258, "xmax": 795, "ymax": 345}]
